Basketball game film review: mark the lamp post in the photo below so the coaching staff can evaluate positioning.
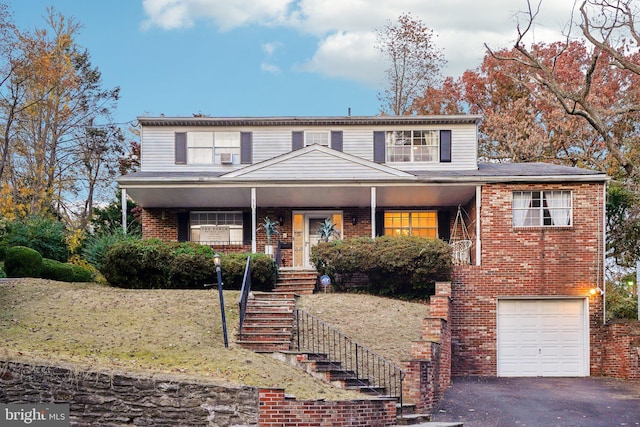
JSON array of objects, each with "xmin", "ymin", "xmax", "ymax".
[{"xmin": 207, "ymin": 253, "xmax": 228, "ymax": 348}]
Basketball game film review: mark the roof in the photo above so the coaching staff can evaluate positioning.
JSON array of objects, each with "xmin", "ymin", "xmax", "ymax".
[
  {"xmin": 136, "ymin": 115, "xmax": 483, "ymax": 127},
  {"xmin": 119, "ymin": 162, "xmax": 607, "ymax": 185}
]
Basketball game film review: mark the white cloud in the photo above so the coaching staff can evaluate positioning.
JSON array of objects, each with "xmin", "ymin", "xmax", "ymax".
[
  {"xmin": 262, "ymin": 42, "xmax": 282, "ymax": 56},
  {"xmin": 297, "ymin": 31, "xmax": 383, "ymax": 87},
  {"xmin": 261, "ymin": 63, "xmax": 281, "ymax": 74},
  {"xmin": 141, "ymin": 0, "xmax": 293, "ymax": 31},
  {"xmin": 141, "ymin": 0, "xmax": 580, "ymax": 84}
]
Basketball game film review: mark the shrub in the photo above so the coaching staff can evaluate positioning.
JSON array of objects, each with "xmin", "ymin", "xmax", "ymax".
[
  {"xmin": 0, "ymin": 216, "xmax": 69, "ymax": 262},
  {"xmin": 41, "ymin": 258, "xmax": 74, "ymax": 282},
  {"xmin": 100, "ymin": 239, "xmax": 277, "ymax": 290},
  {"xmin": 40, "ymin": 258, "xmax": 94, "ymax": 282},
  {"xmin": 4, "ymin": 246, "xmax": 42, "ymax": 278},
  {"xmin": 82, "ymin": 230, "xmax": 139, "ymax": 271},
  {"xmin": 311, "ymin": 235, "xmax": 452, "ymax": 298},
  {"xmin": 102, "ymin": 239, "xmax": 173, "ymax": 289}
]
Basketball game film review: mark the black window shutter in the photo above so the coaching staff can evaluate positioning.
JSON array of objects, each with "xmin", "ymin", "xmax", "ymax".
[
  {"xmin": 242, "ymin": 211, "xmax": 252, "ymax": 245},
  {"xmin": 177, "ymin": 212, "xmax": 189, "ymax": 242},
  {"xmin": 292, "ymin": 131, "xmax": 304, "ymax": 151},
  {"xmin": 438, "ymin": 210, "xmax": 451, "ymax": 242},
  {"xmin": 440, "ymin": 130, "xmax": 452, "ymax": 163},
  {"xmin": 175, "ymin": 132, "xmax": 187, "ymax": 164},
  {"xmin": 331, "ymin": 131, "xmax": 343, "ymax": 152},
  {"xmin": 375, "ymin": 210, "xmax": 384, "ymax": 237},
  {"xmin": 373, "ymin": 131, "xmax": 386, "ymax": 163},
  {"xmin": 240, "ymin": 132, "xmax": 252, "ymax": 164}
]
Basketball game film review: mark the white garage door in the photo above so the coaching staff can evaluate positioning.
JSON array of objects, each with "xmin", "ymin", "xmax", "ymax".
[{"xmin": 497, "ymin": 299, "xmax": 588, "ymax": 377}]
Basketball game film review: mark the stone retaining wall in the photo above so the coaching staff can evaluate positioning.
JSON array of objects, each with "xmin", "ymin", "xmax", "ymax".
[{"xmin": 0, "ymin": 360, "xmax": 259, "ymax": 426}]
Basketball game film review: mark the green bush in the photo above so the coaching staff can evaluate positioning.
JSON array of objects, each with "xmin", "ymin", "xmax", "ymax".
[
  {"xmin": 4, "ymin": 246, "xmax": 43, "ymax": 278},
  {"xmin": 100, "ymin": 239, "xmax": 277, "ymax": 290},
  {"xmin": 40, "ymin": 258, "xmax": 94, "ymax": 282},
  {"xmin": 102, "ymin": 239, "xmax": 173, "ymax": 289},
  {"xmin": 311, "ymin": 235, "xmax": 452, "ymax": 298},
  {"xmin": 0, "ymin": 216, "xmax": 69, "ymax": 262},
  {"xmin": 82, "ymin": 230, "xmax": 139, "ymax": 271}
]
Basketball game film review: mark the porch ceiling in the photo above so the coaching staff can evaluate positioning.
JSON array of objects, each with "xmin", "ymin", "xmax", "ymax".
[{"xmin": 123, "ymin": 184, "xmax": 476, "ymax": 209}]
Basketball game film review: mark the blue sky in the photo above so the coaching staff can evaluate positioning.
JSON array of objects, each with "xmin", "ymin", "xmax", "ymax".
[{"xmin": 9, "ymin": 0, "xmax": 575, "ymax": 127}]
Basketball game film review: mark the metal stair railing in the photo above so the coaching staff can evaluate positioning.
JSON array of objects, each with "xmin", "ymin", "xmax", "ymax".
[
  {"xmin": 237, "ymin": 256, "xmax": 252, "ymax": 335},
  {"xmin": 293, "ymin": 308, "xmax": 405, "ymax": 405}
]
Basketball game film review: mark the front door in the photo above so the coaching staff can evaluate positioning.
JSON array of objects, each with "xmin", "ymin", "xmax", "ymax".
[{"xmin": 293, "ymin": 211, "xmax": 343, "ymax": 268}]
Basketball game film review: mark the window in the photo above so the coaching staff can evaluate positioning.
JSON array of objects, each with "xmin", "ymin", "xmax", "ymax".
[
  {"xmin": 186, "ymin": 132, "xmax": 240, "ymax": 165},
  {"xmin": 386, "ymin": 130, "xmax": 438, "ymax": 162},
  {"xmin": 384, "ymin": 211, "xmax": 438, "ymax": 238},
  {"xmin": 190, "ymin": 211, "xmax": 243, "ymax": 244},
  {"xmin": 512, "ymin": 191, "xmax": 572, "ymax": 227},
  {"xmin": 305, "ymin": 131, "xmax": 329, "ymax": 147}
]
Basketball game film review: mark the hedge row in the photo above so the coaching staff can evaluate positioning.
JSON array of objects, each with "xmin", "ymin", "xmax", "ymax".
[
  {"xmin": 101, "ymin": 239, "xmax": 277, "ymax": 290},
  {"xmin": 310, "ymin": 235, "xmax": 452, "ymax": 298},
  {"xmin": 4, "ymin": 246, "xmax": 93, "ymax": 282}
]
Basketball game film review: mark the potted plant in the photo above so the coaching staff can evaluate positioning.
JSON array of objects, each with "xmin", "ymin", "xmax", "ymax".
[
  {"xmin": 317, "ymin": 218, "xmax": 340, "ymax": 242},
  {"xmin": 260, "ymin": 216, "xmax": 279, "ymax": 256}
]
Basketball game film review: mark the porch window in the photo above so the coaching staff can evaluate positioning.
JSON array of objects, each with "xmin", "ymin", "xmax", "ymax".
[
  {"xmin": 512, "ymin": 191, "xmax": 572, "ymax": 227},
  {"xmin": 384, "ymin": 211, "xmax": 438, "ymax": 238},
  {"xmin": 386, "ymin": 130, "xmax": 438, "ymax": 162},
  {"xmin": 186, "ymin": 132, "xmax": 241, "ymax": 165},
  {"xmin": 190, "ymin": 211, "xmax": 243, "ymax": 245}
]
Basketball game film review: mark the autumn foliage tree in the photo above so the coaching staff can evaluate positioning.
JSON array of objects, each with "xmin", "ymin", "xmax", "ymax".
[
  {"xmin": 376, "ymin": 13, "xmax": 446, "ymax": 116},
  {"xmin": 0, "ymin": 5, "xmax": 124, "ymax": 230}
]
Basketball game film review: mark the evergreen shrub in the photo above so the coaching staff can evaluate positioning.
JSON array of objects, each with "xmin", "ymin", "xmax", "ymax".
[
  {"xmin": 311, "ymin": 235, "xmax": 452, "ymax": 298},
  {"xmin": 4, "ymin": 246, "xmax": 43, "ymax": 278}
]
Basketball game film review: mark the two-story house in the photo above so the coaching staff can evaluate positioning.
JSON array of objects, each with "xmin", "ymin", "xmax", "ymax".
[{"xmin": 117, "ymin": 115, "xmax": 607, "ymax": 378}]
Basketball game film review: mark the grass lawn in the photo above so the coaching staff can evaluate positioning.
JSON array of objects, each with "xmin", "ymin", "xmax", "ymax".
[{"xmin": 0, "ymin": 278, "xmax": 429, "ymax": 400}]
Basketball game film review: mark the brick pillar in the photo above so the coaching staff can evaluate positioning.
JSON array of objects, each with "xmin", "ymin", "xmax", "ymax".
[{"xmin": 401, "ymin": 282, "xmax": 452, "ymax": 413}]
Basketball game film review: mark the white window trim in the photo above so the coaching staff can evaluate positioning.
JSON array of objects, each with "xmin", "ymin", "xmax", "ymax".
[
  {"xmin": 512, "ymin": 190, "xmax": 573, "ymax": 227},
  {"xmin": 304, "ymin": 131, "xmax": 330, "ymax": 147},
  {"xmin": 385, "ymin": 130, "xmax": 439, "ymax": 163}
]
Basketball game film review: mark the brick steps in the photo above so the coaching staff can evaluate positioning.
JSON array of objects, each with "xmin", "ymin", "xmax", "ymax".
[
  {"xmin": 236, "ymin": 292, "xmax": 296, "ymax": 352},
  {"xmin": 273, "ymin": 269, "xmax": 317, "ymax": 295}
]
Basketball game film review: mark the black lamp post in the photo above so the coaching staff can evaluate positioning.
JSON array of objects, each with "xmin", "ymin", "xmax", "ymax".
[{"xmin": 208, "ymin": 253, "xmax": 228, "ymax": 348}]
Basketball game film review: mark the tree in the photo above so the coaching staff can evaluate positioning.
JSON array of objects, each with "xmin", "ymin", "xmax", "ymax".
[
  {"xmin": 485, "ymin": 0, "xmax": 640, "ymax": 180},
  {"xmin": 0, "ymin": 6, "xmax": 123, "ymax": 229},
  {"xmin": 376, "ymin": 13, "xmax": 446, "ymax": 116}
]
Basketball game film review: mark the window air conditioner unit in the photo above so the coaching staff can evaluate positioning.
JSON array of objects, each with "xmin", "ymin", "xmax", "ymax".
[{"xmin": 219, "ymin": 153, "xmax": 233, "ymax": 164}]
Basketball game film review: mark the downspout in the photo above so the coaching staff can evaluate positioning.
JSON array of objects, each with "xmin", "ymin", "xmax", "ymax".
[
  {"xmin": 121, "ymin": 188, "xmax": 127, "ymax": 235},
  {"xmin": 371, "ymin": 187, "xmax": 377, "ymax": 239},
  {"xmin": 475, "ymin": 185, "xmax": 481, "ymax": 266},
  {"xmin": 251, "ymin": 188, "xmax": 257, "ymax": 254},
  {"xmin": 602, "ymin": 181, "xmax": 607, "ymax": 324}
]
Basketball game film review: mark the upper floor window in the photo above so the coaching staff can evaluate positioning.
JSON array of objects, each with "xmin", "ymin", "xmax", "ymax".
[
  {"xmin": 384, "ymin": 211, "xmax": 438, "ymax": 238},
  {"xmin": 512, "ymin": 191, "xmax": 572, "ymax": 227},
  {"xmin": 386, "ymin": 130, "xmax": 439, "ymax": 162},
  {"xmin": 187, "ymin": 132, "xmax": 240, "ymax": 165},
  {"xmin": 305, "ymin": 131, "xmax": 329, "ymax": 147}
]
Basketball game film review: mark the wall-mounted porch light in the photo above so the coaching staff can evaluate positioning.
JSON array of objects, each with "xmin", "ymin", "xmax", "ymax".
[
  {"xmin": 351, "ymin": 215, "xmax": 357, "ymax": 226},
  {"xmin": 590, "ymin": 287, "xmax": 604, "ymax": 296}
]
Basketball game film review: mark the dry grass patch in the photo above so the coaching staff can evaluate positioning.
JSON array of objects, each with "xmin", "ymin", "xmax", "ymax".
[
  {"xmin": 296, "ymin": 293, "xmax": 429, "ymax": 366},
  {"xmin": 0, "ymin": 279, "xmax": 361, "ymax": 400}
]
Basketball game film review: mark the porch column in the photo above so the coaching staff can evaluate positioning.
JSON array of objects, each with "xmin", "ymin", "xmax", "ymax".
[
  {"xmin": 121, "ymin": 188, "xmax": 127, "ymax": 235},
  {"xmin": 251, "ymin": 187, "xmax": 257, "ymax": 253},
  {"xmin": 371, "ymin": 187, "xmax": 377, "ymax": 239},
  {"xmin": 475, "ymin": 185, "xmax": 481, "ymax": 266}
]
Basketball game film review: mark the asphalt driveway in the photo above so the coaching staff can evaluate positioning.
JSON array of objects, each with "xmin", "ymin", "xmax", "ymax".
[{"xmin": 431, "ymin": 377, "xmax": 640, "ymax": 427}]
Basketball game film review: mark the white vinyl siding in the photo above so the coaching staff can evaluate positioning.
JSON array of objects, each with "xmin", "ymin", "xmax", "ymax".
[
  {"xmin": 252, "ymin": 130, "xmax": 291, "ymax": 163},
  {"xmin": 343, "ymin": 130, "xmax": 374, "ymax": 160}
]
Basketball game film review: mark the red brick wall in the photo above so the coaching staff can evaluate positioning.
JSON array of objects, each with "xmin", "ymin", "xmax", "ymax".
[
  {"xmin": 258, "ymin": 388, "xmax": 397, "ymax": 427},
  {"xmin": 593, "ymin": 320, "xmax": 640, "ymax": 379},
  {"xmin": 450, "ymin": 182, "xmax": 605, "ymax": 376},
  {"xmin": 141, "ymin": 208, "xmax": 178, "ymax": 241}
]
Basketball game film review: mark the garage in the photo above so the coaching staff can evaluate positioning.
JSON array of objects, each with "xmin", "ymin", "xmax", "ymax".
[{"xmin": 497, "ymin": 299, "xmax": 589, "ymax": 377}]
